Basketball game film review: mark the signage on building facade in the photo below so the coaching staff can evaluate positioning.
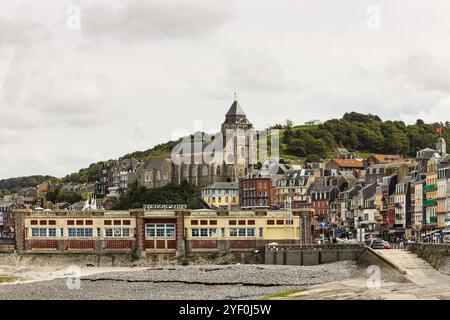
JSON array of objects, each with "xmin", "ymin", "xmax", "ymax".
[{"xmin": 143, "ymin": 204, "xmax": 187, "ymax": 210}]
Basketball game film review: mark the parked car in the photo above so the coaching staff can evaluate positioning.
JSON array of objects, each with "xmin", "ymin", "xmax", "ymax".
[
  {"xmin": 383, "ymin": 241, "xmax": 391, "ymax": 249},
  {"xmin": 370, "ymin": 239, "xmax": 385, "ymax": 249}
]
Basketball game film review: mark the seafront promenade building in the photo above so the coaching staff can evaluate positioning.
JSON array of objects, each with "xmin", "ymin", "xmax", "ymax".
[{"xmin": 13, "ymin": 207, "xmax": 314, "ymax": 256}]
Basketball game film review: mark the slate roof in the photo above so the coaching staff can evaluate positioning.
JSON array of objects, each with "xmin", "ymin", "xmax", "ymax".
[{"xmin": 226, "ymin": 100, "xmax": 246, "ymax": 116}]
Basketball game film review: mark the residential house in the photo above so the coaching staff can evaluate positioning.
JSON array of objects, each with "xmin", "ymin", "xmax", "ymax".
[
  {"xmin": 276, "ymin": 169, "xmax": 318, "ymax": 209},
  {"xmin": 334, "ymin": 148, "xmax": 356, "ymax": 159},
  {"xmin": 326, "ymin": 159, "xmax": 364, "ymax": 177},
  {"xmin": 239, "ymin": 173, "xmax": 277, "ymax": 209},
  {"xmin": 365, "ymin": 154, "xmax": 404, "ymax": 166},
  {"xmin": 202, "ymin": 182, "xmax": 239, "ymax": 209}
]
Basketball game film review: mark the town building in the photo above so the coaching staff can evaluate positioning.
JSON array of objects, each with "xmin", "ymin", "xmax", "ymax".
[
  {"xmin": 276, "ymin": 169, "xmax": 318, "ymax": 209},
  {"xmin": 326, "ymin": 159, "xmax": 364, "ymax": 177},
  {"xmin": 0, "ymin": 201, "xmax": 17, "ymax": 237},
  {"xmin": 333, "ymin": 148, "xmax": 356, "ymax": 160},
  {"xmin": 239, "ymin": 173, "xmax": 277, "ymax": 209},
  {"xmin": 201, "ymin": 182, "xmax": 239, "ymax": 209},
  {"xmin": 13, "ymin": 207, "xmax": 315, "ymax": 256},
  {"xmin": 365, "ymin": 154, "xmax": 404, "ymax": 166},
  {"xmin": 365, "ymin": 162, "xmax": 416, "ymax": 184}
]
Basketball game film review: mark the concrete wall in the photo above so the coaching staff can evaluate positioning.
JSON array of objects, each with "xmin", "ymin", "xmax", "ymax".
[{"xmin": 264, "ymin": 245, "xmax": 364, "ymax": 266}]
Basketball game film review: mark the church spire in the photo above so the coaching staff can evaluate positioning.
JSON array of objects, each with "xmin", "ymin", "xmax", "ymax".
[
  {"xmin": 225, "ymin": 97, "xmax": 246, "ymax": 117},
  {"xmin": 222, "ymin": 96, "xmax": 253, "ymax": 135}
]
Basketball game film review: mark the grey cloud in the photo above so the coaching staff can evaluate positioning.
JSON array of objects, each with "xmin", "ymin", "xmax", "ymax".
[
  {"xmin": 385, "ymin": 53, "xmax": 450, "ymax": 94},
  {"xmin": 81, "ymin": 0, "xmax": 232, "ymax": 43},
  {"xmin": 225, "ymin": 51, "xmax": 287, "ymax": 93},
  {"xmin": 0, "ymin": 14, "xmax": 50, "ymax": 49}
]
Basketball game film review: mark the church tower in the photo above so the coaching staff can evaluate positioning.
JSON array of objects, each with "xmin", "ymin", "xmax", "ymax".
[{"xmin": 220, "ymin": 97, "xmax": 254, "ymax": 181}]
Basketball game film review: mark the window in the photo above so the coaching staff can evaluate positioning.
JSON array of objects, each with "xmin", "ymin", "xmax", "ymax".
[
  {"xmin": 191, "ymin": 220, "xmax": 198, "ymax": 225},
  {"xmin": 104, "ymin": 228, "xmax": 131, "ymax": 237},
  {"xmin": 68, "ymin": 228, "xmax": 76, "ymax": 237},
  {"xmin": 31, "ymin": 228, "xmax": 56, "ymax": 237},
  {"xmin": 230, "ymin": 228, "xmax": 255, "ymax": 237},
  {"xmin": 104, "ymin": 220, "xmax": 112, "ymax": 225},
  {"xmin": 146, "ymin": 224, "xmax": 175, "ymax": 238},
  {"xmin": 68, "ymin": 228, "xmax": 93, "ymax": 237},
  {"xmin": 259, "ymin": 228, "xmax": 263, "ymax": 237},
  {"xmin": 229, "ymin": 220, "xmax": 236, "ymax": 225},
  {"xmin": 267, "ymin": 220, "xmax": 274, "ymax": 225},
  {"xmin": 191, "ymin": 228, "xmax": 217, "ymax": 237}
]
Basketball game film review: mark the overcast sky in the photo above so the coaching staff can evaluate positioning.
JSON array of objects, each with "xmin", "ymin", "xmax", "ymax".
[{"xmin": 1, "ymin": 0, "xmax": 450, "ymax": 179}]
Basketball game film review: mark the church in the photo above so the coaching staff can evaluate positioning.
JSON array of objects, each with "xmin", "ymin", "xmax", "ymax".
[{"xmin": 135, "ymin": 98, "xmax": 255, "ymax": 189}]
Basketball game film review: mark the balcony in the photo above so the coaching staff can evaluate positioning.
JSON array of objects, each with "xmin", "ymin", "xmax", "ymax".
[
  {"xmin": 424, "ymin": 199, "xmax": 437, "ymax": 206},
  {"xmin": 424, "ymin": 184, "xmax": 437, "ymax": 192}
]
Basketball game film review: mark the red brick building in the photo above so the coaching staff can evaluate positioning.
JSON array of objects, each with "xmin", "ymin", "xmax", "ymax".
[{"xmin": 239, "ymin": 174, "xmax": 276, "ymax": 209}]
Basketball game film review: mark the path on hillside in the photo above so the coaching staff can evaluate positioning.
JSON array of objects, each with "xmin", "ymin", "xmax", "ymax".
[{"xmin": 276, "ymin": 249, "xmax": 450, "ymax": 300}]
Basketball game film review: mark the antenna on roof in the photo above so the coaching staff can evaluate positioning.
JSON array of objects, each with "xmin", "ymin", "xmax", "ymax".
[{"xmin": 234, "ymin": 92, "xmax": 237, "ymax": 101}]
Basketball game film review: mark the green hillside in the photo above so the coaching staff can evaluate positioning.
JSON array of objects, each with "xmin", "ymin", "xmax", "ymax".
[
  {"xmin": 279, "ymin": 112, "xmax": 449, "ymax": 162},
  {"xmin": 0, "ymin": 175, "xmax": 55, "ymax": 193},
  {"xmin": 3, "ymin": 112, "xmax": 449, "ymax": 191}
]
